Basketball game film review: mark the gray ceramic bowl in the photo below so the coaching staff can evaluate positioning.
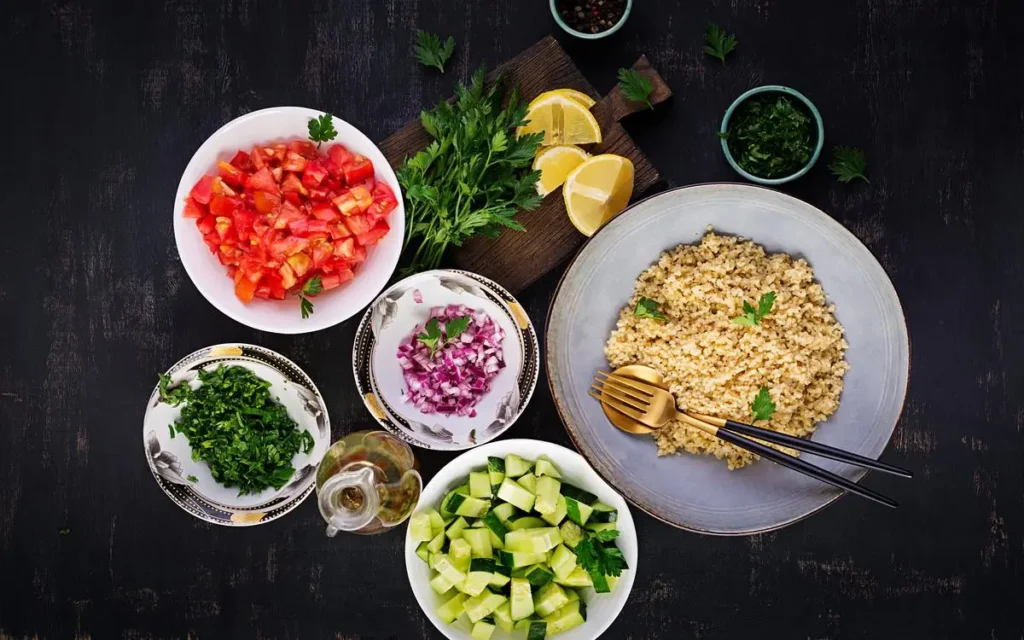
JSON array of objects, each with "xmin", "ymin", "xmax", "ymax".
[{"xmin": 546, "ymin": 184, "xmax": 909, "ymax": 535}]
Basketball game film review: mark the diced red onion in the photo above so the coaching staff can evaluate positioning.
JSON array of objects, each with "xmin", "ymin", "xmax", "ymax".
[{"xmin": 396, "ymin": 304, "xmax": 505, "ymax": 417}]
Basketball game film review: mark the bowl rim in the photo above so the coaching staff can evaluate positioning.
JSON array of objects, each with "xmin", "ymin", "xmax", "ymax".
[
  {"xmin": 172, "ymin": 106, "xmax": 404, "ymax": 334},
  {"xmin": 404, "ymin": 438, "xmax": 638, "ymax": 639},
  {"xmin": 543, "ymin": 183, "xmax": 911, "ymax": 535},
  {"xmin": 549, "ymin": 0, "xmax": 633, "ymax": 40},
  {"xmin": 719, "ymin": 85, "xmax": 826, "ymax": 185}
]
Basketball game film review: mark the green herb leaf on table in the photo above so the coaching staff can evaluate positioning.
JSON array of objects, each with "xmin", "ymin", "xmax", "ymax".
[
  {"xmin": 828, "ymin": 146, "xmax": 869, "ymax": 183},
  {"xmin": 617, "ymin": 68, "xmax": 653, "ymax": 110},
  {"xmin": 58, "ymin": 528, "xmax": 71, "ymax": 536},
  {"xmin": 307, "ymin": 113, "xmax": 337, "ymax": 147},
  {"xmin": 633, "ymin": 297, "xmax": 669, "ymax": 323},
  {"xmin": 704, "ymin": 23, "xmax": 737, "ymax": 66},
  {"xmin": 732, "ymin": 291, "xmax": 775, "ymax": 326},
  {"xmin": 297, "ymin": 275, "xmax": 323, "ymax": 319},
  {"xmin": 751, "ymin": 386, "xmax": 776, "ymax": 422},
  {"xmin": 414, "ymin": 30, "xmax": 456, "ymax": 73},
  {"xmin": 397, "ymin": 67, "xmax": 543, "ymax": 274},
  {"xmin": 417, "ymin": 317, "xmax": 443, "ymax": 356}
]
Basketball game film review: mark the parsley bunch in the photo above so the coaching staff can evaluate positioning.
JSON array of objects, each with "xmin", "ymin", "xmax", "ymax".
[
  {"xmin": 574, "ymin": 529, "xmax": 627, "ymax": 593},
  {"xmin": 158, "ymin": 366, "xmax": 314, "ymax": 496},
  {"xmin": 397, "ymin": 67, "xmax": 544, "ymax": 274}
]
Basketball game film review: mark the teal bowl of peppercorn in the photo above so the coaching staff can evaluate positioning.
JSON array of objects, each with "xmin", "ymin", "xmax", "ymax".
[
  {"xmin": 551, "ymin": 0, "xmax": 632, "ymax": 39},
  {"xmin": 720, "ymin": 85, "xmax": 825, "ymax": 185}
]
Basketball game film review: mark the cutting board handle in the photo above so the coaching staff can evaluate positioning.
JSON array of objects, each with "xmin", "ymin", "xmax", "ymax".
[{"xmin": 597, "ymin": 55, "xmax": 673, "ymax": 126}]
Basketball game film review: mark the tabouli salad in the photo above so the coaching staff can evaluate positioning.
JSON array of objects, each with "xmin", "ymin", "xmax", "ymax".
[{"xmin": 408, "ymin": 454, "xmax": 626, "ymax": 639}]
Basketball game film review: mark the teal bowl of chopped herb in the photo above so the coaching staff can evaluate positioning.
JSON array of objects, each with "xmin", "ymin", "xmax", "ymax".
[{"xmin": 719, "ymin": 85, "xmax": 825, "ymax": 185}]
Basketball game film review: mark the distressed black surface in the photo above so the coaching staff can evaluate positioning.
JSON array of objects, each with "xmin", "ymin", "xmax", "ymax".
[{"xmin": 2, "ymin": 0, "xmax": 1023, "ymax": 638}]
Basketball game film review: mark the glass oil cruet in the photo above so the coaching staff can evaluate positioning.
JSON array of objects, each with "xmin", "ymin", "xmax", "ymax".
[{"xmin": 315, "ymin": 430, "xmax": 422, "ymax": 536}]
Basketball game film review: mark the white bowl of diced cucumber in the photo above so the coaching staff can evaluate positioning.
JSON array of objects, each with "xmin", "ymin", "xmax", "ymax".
[{"xmin": 405, "ymin": 439, "xmax": 638, "ymax": 640}]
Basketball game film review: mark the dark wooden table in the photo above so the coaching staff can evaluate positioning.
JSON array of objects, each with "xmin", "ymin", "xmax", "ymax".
[{"xmin": 3, "ymin": 1, "xmax": 1022, "ymax": 638}]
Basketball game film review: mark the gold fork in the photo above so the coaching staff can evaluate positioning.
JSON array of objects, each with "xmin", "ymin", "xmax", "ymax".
[{"xmin": 590, "ymin": 371, "xmax": 905, "ymax": 508}]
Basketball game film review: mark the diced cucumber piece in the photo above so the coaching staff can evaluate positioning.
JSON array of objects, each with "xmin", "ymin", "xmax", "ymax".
[
  {"xmin": 441, "ymin": 484, "xmax": 470, "ymax": 516},
  {"xmin": 429, "ymin": 572, "xmax": 454, "ymax": 595},
  {"xmin": 481, "ymin": 512, "xmax": 509, "ymax": 541},
  {"xmin": 471, "ymin": 620, "xmax": 496, "ymax": 640},
  {"xmin": 427, "ymin": 510, "xmax": 447, "ymax": 536},
  {"xmin": 559, "ymin": 521, "xmax": 585, "ymax": 548},
  {"xmin": 505, "ymin": 527, "xmax": 563, "ymax": 554},
  {"xmin": 437, "ymin": 592, "xmax": 468, "ymax": 624},
  {"xmin": 471, "ymin": 558, "xmax": 498, "ymax": 573},
  {"xmin": 549, "ymin": 544, "xmax": 577, "ymax": 581},
  {"xmin": 487, "ymin": 457, "xmax": 505, "ymax": 493},
  {"xmin": 565, "ymin": 497, "xmax": 593, "ymax": 526},
  {"xmin": 519, "ymin": 563, "xmax": 554, "ymax": 587},
  {"xmin": 429, "ymin": 553, "xmax": 441, "ymax": 570},
  {"xmin": 427, "ymin": 529, "xmax": 448, "ymax": 555},
  {"xmin": 590, "ymin": 569, "xmax": 610, "ymax": 594},
  {"xmin": 489, "ymin": 529, "xmax": 504, "ymax": 550},
  {"xmin": 459, "ymin": 571, "xmax": 492, "ymax": 597},
  {"xmin": 564, "ymin": 588, "xmax": 580, "ymax": 604},
  {"xmin": 509, "ymin": 516, "xmax": 547, "ymax": 531},
  {"xmin": 450, "ymin": 538, "xmax": 472, "ymax": 573},
  {"xmin": 534, "ymin": 457, "xmax": 562, "ymax": 478},
  {"xmin": 533, "ymin": 583, "xmax": 570, "ymax": 617},
  {"xmin": 526, "ymin": 621, "xmax": 547, "ymax": 640},
  {"xmin": 509, "ymin": 551, "xmax": 547, "ymax": 568},
  {"xmin": 448, "ymin": 493, "xmax": 492, "ymax": 518},
  {"xmin": 471, "ymin": 518, "xmax": 486, "ymax": 528},
  {"xmin": 434, "ymin": 555, "xmax": 467, "ymax": 586},
  {"xmin": 541, "ymin": 495, "xmax": 568, "ymax": 527},
  {"xmin": 534, "ymin": 476, "xmax": 561, "ymax": 516},
  {"xmin": 409, "ymin": 513, "xmax": 434, "ymax": 543},
  {"xmin": 464, "ymin": 591, "xmax": 507, "ymax": 623},
  {"xmin": 469, "ymin": 471, "xmax": 492, "ymax": 498},
  {"xmin": 488, "ymin": 456, "xmax": 506, "ymax": 474},
  {"xmin": 543, "ymin": 599, "xmax": 585, "ymax": 635},
  {"xmin": 590, "ymin": 502, "xmax": 617, "ymax": 523},
  {"xmin": 586, "ymin": 521, "xmax": 617, "ymax": 533},
  {"xmin": 462, "ymin": 528, "xmax": 494, "ymax": 559},
  {"xmin": 509, "ymin": 577, "xmax": 534, "ymax": 620},
  {"xmin": 489, "ymin": 572, "xmax": 510, "ymax": 588},
  {"xmin": 560, "ymin": 483, "xmax": 598, "ymax": 505},
  {"xmin": 497, "ymin": 479, "xmax": 535, "ymax": 512},
  {"xmin": 554, "ymin": 567, "xmax": 592, "ymax": 588},
  {"xmin": 514, "ymin": 619, "xmax": 534, "ymax": 631},
  {"xmin": 446, "ymin": 516, "xmax": 469, "ymax": 541},
  {"xmin": 415, "ymin": 542, "xmax": 430, "ymax": 563},
  {"xmin": 606, "ymin": 575, "xmax": 619, "ymax": 592},
  {"xmin": 517, "ymin": 473, "xmax": 538, "ymax": 494},
  {"xmin": 504, "ymin": 454, "xmax": 532, "ymax": 478},
  {"xmin": 492, "ymin": 602, "xmax": 514, "ymax": 631},
  {"xmin": 491, "ymin": 502, "xmax": 518, "ymax": 522}
]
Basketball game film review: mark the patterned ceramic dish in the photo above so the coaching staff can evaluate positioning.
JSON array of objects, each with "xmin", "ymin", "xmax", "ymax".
[
  {"xmin": 354, "ymin": 270, "xmax": 539, "ymax": 450},
  {"xmin": 546, "ymin": 184, "xmax": 909, "ymax": 535},
  {"xmin": 143, "ymin": 344, "xmax": 330, "ymax": 526}
]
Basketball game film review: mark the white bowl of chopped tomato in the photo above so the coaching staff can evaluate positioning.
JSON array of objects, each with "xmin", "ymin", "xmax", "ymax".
[{"xmin": 173, "ymin": 107, "xmax": 404, "ymax": 333}]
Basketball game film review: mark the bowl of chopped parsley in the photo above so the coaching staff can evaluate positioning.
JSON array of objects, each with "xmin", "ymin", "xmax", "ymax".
[{"xmin": 719, "ymin": 85, "xmax": 825, "ymax": 185}]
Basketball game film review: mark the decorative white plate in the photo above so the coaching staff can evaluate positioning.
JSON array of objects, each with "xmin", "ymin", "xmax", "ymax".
[
  {"xmin": 354, "ymin": 270, "xmax": 539, "ymax": 450},
  {"xmin": 143, "ymin": 344, "xmax": 330, "ymax": 526}
]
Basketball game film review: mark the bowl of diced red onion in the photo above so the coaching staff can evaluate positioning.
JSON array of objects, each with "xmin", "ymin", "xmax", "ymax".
[{"xmin": 366, "ymin": 270, "xmax": 531, "ymax": 450}]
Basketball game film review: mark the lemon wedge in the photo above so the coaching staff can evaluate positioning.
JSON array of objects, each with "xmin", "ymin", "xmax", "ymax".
[
  {"xmin": 533, "ymin": 145, "xmax": 591, "ymax": 196},
  {"xmin": 563, "ymin": 154, "xmax": 634, "ymax": 236},
  {"xmin": 518, "ymin": 94, "xmax": 602, "ymax": 146},
  {"xmin": 528, "ymin": 88, "xmax": 596, "ymax": 110}
]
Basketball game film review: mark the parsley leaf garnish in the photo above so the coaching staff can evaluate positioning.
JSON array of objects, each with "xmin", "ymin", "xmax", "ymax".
[
  {"xmin": 633, "ymin": 297, "xmax": 669, "ymax": 323},
  {"xmin": 828, "ymin": 146, "xmax": 870, "ymax": 183},
  {"xmin": 187, "ymin": 474, "xmax": 198, "ymax": 483},
  {"xmin": 617, "ymin": 68, "xmax": 653, "ymax": 110},
  {"xmin": 417, "ymin": 317, "xmax": 443, "ymax": 356},
  {"xmin": 751, "ymin": 386, "xmax": 776, "ymax": 422},
  {"xmin": 414, "ymin": 30, "xmax": 456, "ymax": 73},
  {"xmin": 732, "ymin": 291, "xmax": 776, "ymax": 326},
  {"xmin": 307, "ymin": 113, "xmax": 337, "ymax": 147},
  {"xmin": 575, "ymin": 530, "xmax": 628, "ymax": 592},
  {"xmin": 592, "ymin": 529, "xmax": 620, "ymax": 543},
  {"xmin": 298, "ymin": 276, "xmax": 323, "ymax": 319},
  {"xmin": 444, "ymin": 315, "xmax": 472, "ymax": 343},
  {"xmin": 58, "ymin": 528, "xmax": 71, "ymax": 536},
  {"xmin": 704, "ymin": 23, "xmax": 737, "ymax": 66}
]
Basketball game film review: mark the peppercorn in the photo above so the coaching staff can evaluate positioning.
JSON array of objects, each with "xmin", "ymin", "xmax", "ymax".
[{"xmin": 557, "ymin": 0, "xmax": 626, "ymax": 34}]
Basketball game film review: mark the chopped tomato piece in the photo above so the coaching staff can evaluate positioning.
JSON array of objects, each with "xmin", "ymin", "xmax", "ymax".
[
  {"xmin": 344, "ymin": 214, "xmax": 372, "ymax": 236},
  {"xmin": 269, "ymin": 236, "xmax": 310, "ymax": 258},
  {"xmin": 279, "ymin": 263, "xmax": 297, "ymax": 289},
  {"xmin": 310, "ymin": 239, "xmax": 334, "ymax": 267},
  {"xmin": 235, "ymin": 277, "xmax": 258, "ymax": 303},
  {"xmin": 334, "ymin": 237, "xmax": 356, "ymax": 260},
  {"xmin": 190, "ymin": 175, "xmax": 216, "ymax": 204},
  {"xmin": 283, "ymin": 151, "xmax": 308, "ymax": 172},
  {"xmin": 327, "ymin": 144, "xmax": 353, "ymax": 170},
  {"xmin": 351, "ymin": 243, "xmax": 367, "ymax": 263},
  {"xmin": 307, "ymin": 219, "xmax": 329, "ymax": 234},
  {"xmin": 210, "ymin": 176, "xmax": 236, "ymax": 197},
  {"xmin": 286, "ymin": 252, "xmax": 312, "ymax": 276},
  {"xmin": 232, "ymin": 209, "xmax": 257, "ymax": 237},
  {"xmin": 196, "ymin": 216, "xmax": 216, "ymax": 235},
  {"xmin": 217, "ymin": 161, "xmax": 246, "ymax": 187},
  {"xmin": 356, "ymin": 220, "xmax": 391, "ymax": 246},
  {"xmin": 343, "ymin": 156, "xmax": 374, "ymax": 184},
  {"xmin": 333, "ymin": 191, "xmax": 359, "ymax": 216},
  {"xmin": 312, "ymin": 205, "xmax": 339, "ymax": 222},
  {"xmin": 329, "ymin": 222, "xmax": 351, "ymax": 239},
  {"xmin": 289, "ymin": 140, "xmax": 318, "ymax": 159},
  {"xmin": 302, "ymin": 160, "xmax": 329, "ymax": 188},
  {"xmin": 246, "ymin": 167, "xmax": 279, "ymax": 194},
  {"xmin": 183, "ymin": 198, "xmax": 205, "ymax": 218},
  {"xmin": 281, "ymin": 173, "xmax": 308, "ymax": 196},
  {"xmin": 249, "ymin": 147, "xmax": 267, "ymax": 170},
  {"xmin": 209, "ymin": 194, "xmax": 240, "ymax": 217},
  {"xmin": 287, "ymin": 217, "xmax": 309, "ymax": 235},
  {"xmin": 230, "ymin": 150, "xmax": 254, "ymax": 172},
  {"xmin": 349, "ymin": 185, "xmax": 373, "ymax": 212},
  {"xmin": 274, "ymin": 202, "xmax": 306, "ymax": 230},
  {"xmin": 253, "ymin": 190, "xmax": 281, "ymax": 214},
  {"xmin": 367, "ymin": 196, "xmax": 397, "ymax": 221},
  {"xmin": 320, "ymin": 270, "xmax": 354, "ymax": 290},
  {"xmin": 271, "ymin": 144, "xmax": 287, "ymax": 163},
  {"xmin": 271, "ymin": 166, "xmax": 284, "ymax": 183}
]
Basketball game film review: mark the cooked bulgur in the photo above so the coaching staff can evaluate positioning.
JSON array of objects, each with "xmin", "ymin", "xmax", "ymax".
[{"xmin": 604, "ymin": 231, "xmax": 849, "ymax": 469}]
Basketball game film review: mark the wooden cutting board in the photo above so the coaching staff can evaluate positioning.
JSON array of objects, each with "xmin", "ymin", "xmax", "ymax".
[{"xmin": 380, "ymin": 36, "xmax": 671, "ymax": 294}]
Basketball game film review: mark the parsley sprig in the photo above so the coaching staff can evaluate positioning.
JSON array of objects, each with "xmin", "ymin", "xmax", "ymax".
[
  {"xmin": 414, "ymin": 30, "xmax": 456, "ymax": 73},
  {"xmin": 158, "ymin": 366, "xmax": 314, "ymax": 496},
  {"xmin": 307, "ymin": 113, "xmax": 337, "ymax": 147},
  {"xmin": 751, "ymin": 386, "xmax": 776, "ymax": 422},
  {"xmin": 704, "ymin": 23, "xmax": 737, "ymax": 66},
  {"xmin": 397, "ymin": 67, "xmax": 543, "ymax": 274},
  {"xmin": 732, "ymin": 291, "xmax": 775, "ymax": 326},
  {"xmin": 633, "ymin": 297, "xmax": 669, "ymax": 323},
  {"xmin": 828, "ymin": 146, "xmax": 869, "ymax": 183},
  {"xmin": 618, "ymin": 68, "xmax": 653, "ymax": 110},
  {"xmin": 417, "ymin": 315, "xmax": 471, "ymax": 357},
  {"xmin": 574, "ymin": 528, "xmax": 627, "ymax": 593},
  {"xmin": 298, "ymin": 275, "xmax": 322, "ymax": 319}
]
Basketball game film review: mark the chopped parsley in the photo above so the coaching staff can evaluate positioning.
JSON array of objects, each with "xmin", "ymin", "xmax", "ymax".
[{"xmin": 723, "ymin": 94, "xmax": 816, "ymax": 179}]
